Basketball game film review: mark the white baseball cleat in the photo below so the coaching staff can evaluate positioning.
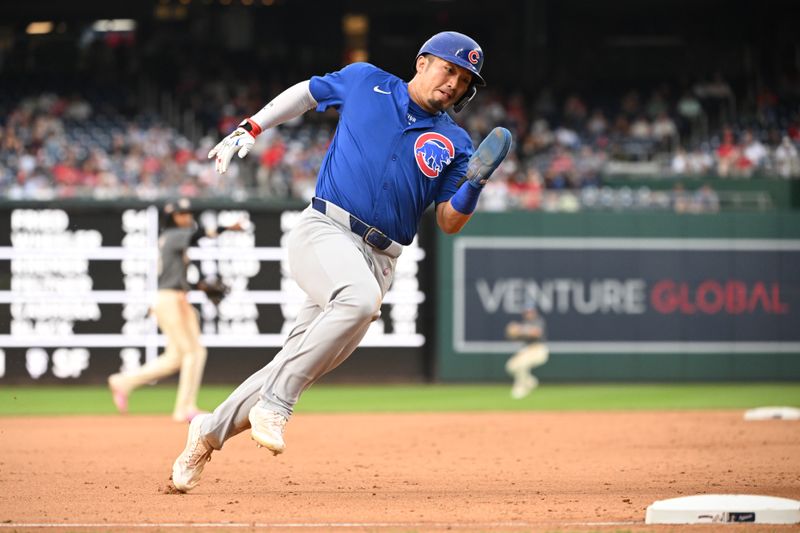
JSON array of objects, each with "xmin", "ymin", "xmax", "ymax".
[
  {"xmin": 171, "ymin": 414, "xmax": 213, "ymax": 492},
  {"xmin": 511, "ymin": 372, "xmax": 538, "ymax": 400},
  {"xmin": 248, "ymin": 405, "xmax": 287, "ymax": 455}
]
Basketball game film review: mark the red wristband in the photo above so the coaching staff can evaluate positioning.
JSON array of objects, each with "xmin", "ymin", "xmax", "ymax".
[{"xmin": 242, "ymin": 118, "xmax": 262, "ymax": 138}]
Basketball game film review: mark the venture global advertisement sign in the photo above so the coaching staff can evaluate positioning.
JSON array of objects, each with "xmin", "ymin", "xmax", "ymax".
[{"xmin": 453, "ymin": 237, "xmax": 800, "ymax": 354}]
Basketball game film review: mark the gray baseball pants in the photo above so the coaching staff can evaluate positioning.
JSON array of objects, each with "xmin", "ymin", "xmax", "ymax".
[{"xmin": 201, "ymin": 202, "xmax": 400, "ymax": 450}]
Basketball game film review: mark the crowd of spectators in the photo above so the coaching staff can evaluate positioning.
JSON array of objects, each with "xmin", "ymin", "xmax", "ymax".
[
  {"xmin": 455, "ymin": 80, "xmax": 800, "ymax": 212},
  {"xmin": 0, "ymin": 91, "xmax": 330, "ymax": 202},
  {"xmin": 2, "ymin": 74, "xmax": 799, "ymax": 213}
]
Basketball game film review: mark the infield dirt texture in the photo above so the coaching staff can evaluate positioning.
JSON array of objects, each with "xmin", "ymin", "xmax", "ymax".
[{"xmin": 1, "ymin": 410, "xmax": 798, "ymax": 532}]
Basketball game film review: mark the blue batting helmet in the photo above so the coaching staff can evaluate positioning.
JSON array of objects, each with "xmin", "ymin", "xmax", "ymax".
[{"xmin": 417, "ymin": 31, "xmax": 486, "ymax": 87}]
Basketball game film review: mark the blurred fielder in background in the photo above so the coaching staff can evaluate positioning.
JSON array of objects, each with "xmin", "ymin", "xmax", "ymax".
[
  {"xmin": 108, "ymin": 198, "xmax": 234, "ymax": 423},
  {"xmin": 505, "ymin": 305, "xmax": 549, "ymax": 399},
  {"xmin": 169, "ymin": 30, "xmax": 512, "ymax": 492}
]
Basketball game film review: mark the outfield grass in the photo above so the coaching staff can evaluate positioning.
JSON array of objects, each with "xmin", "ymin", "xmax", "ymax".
[{"xmin": 0, "ymin": 383, "xmax": 798, "ymax": 416}]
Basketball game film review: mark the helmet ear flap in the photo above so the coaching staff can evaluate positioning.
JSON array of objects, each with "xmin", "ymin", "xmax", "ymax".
[{"xmin": 453, "ymin": 85, "xmax": 477, "ymax": 113}]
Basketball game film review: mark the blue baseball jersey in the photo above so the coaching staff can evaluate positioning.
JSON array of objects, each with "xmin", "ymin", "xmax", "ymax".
[{"xmin": 309, "ymin": 62, "xmax": 474, "ymax": 245}]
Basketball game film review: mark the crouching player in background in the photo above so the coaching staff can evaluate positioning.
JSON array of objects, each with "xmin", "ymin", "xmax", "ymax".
[{"xmin": 505, "ymin": 305, "xmax": 549, "ymax": 399}]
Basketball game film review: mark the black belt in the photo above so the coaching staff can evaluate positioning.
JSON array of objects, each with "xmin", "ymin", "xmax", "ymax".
[{"xmin": 311, "ymin": 197, "xmax": 394, "ymax": 252}]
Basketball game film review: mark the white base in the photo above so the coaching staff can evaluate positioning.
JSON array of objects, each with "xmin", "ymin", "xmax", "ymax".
[
  {"xmin": 645, "ymin": 494, "xmax": 800, "ymax": 524},
  {"xmin": 744, "ymin": 406, "xmax": 800, "ymax": 421}
]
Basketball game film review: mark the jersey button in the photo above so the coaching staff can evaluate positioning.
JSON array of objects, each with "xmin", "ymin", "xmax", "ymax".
[{"xmin": 391, "ymin": 155, "xmax": 397, "ymax": 161}]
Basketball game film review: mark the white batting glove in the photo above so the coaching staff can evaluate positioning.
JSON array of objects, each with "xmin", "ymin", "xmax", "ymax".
[{"xmin": 208, "ymin": 120, "xmax": 260, "ymax": 174}]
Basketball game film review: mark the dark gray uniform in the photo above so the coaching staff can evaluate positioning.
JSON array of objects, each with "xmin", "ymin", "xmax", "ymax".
[{"xmin": 158, "ymin": 227, "xmax": 195, "ymax": 290}]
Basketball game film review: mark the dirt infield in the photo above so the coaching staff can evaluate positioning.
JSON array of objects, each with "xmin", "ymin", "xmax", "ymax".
[{"xmin": 1, "ymin": 411, "xmax": 798, "ymax": 532}]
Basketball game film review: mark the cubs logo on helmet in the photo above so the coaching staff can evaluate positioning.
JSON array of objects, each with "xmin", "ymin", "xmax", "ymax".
[{"xmin": 414, "ymin": 132, "xmax": 455, "ymax": 178}]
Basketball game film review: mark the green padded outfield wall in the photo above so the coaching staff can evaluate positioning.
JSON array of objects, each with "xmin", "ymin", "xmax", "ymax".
[{"xmin": 436, "ymin": 211, "xmax": 800, "ymax": 382}]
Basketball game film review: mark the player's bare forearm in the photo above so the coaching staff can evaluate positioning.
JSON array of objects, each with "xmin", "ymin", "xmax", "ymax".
[{"xmin": 436, "ymin": 201, "xmax": 472, "ymax": 233}]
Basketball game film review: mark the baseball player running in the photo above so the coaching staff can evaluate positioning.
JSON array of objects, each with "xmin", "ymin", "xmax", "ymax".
[
  {"xmin": 505, "ymin": 305, "xmax": 549, "ymax": 399},
  {"xmin": 171, "ymin": 31, "xmax": 512, "ymax": 491},
  {"xmin": 108, "ymin": 198, "xmax": 235, "ymax": 423}
]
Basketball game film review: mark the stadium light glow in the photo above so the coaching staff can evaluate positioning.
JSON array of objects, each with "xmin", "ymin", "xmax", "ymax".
[
  {"xmin": 92, "ymin": 19, "xmax": 137, "ymax": 33},
  {"xmin": 343, "ymin": 14, "xmax": 368, "ymax": 35},
  {"xmin": 26, "ymin": 22, "xmax": 54, "ymax": 35}
]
